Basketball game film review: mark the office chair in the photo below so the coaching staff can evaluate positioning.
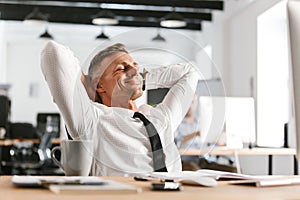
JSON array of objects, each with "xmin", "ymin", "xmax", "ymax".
[{"xmin": 1, "ymin": 122, "xmax": 38, "ymax": 174}]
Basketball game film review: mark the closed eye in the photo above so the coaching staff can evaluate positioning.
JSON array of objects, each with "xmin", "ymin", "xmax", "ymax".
[
  {"xmin": 114, "ymin": 62, "xmax": 139, "ymax": 74},
  {"xmin": 115, "ymin": 65, "xmax": 126, "ymax": 71}
]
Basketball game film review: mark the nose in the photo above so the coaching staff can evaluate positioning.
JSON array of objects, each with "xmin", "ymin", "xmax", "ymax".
[{"xmin": 126, "ymin": 66, "xmax": 138, "ymax": 78}]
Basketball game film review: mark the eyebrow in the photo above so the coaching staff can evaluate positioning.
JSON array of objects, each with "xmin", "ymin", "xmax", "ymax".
[{"xmin": 120, "ymin": 61, "xmax": 139, "ymax": 67}]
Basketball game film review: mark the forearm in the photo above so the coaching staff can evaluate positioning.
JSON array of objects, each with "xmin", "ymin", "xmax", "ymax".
[
  {"xmin": 145, "ymin": 63, "xmax": 199, "ymax": 133},
  {"xmin": 145, "ymin": 63, "xmax": 199, "ymax": 90}
]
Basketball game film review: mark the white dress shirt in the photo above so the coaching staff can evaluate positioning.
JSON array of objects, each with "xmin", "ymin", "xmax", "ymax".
[{"xmin": 41, "ymin": 41, "xmax": 199, "ymax": 176}]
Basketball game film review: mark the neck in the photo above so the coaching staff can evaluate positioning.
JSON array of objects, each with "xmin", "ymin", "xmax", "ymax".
[
  {"xmin": 128, "ymin": 100, "xmax": 139, "ymax": 111},
  {"xmin": 102, "ymin": 96, "xmax": 138, "ymax": 111}
]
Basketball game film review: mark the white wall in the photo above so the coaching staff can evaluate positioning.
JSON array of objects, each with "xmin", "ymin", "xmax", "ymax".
[
  {"xmin": 203, "ymin": 0, "xmax": 286, "ymax": 96},
  {"xmin": 0, "ymin": 22, "xmax": 7, "ymax": 82}
]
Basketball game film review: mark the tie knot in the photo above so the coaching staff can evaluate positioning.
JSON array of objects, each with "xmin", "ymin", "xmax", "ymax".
[{"xmin": 133, "ymin": 112, "xmax": 150, "ymax": 126}]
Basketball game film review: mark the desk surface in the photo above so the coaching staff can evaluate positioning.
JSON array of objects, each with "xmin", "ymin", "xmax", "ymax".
[
  {"xmin": 180, "ymin": 147, "xmax": 296, "ymax": 156},
  {"xmin": 1, "ymin": 176, "xmax": 300, "ymax": 200}
]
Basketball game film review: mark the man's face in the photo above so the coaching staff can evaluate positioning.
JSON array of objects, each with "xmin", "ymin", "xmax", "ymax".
[{"xmin": 96, "ymin": 52, "xmax": 143, "ymax": 105}]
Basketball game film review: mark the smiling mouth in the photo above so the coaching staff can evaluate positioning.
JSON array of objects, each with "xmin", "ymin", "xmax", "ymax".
[{"xmin": 124, "ymin": 78, "xmax": 142, "ymax": 85}]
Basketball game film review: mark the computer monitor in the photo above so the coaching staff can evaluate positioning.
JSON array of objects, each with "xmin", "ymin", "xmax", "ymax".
[
  {"xmin": 287, "ymin": 0, "xmax": 300, "ymax": 161},
  {"xmin": 36, "ymin": 113, "xmax": 61, "ymax": 139},
  {"xmin": 199, "ymin": 96, "xmax": 256, "ymax": 149},
  {"xmin": 199, "ymin": 96, "xmax": 226, "ymax": 146},
  {"xmin": 225, "ymin": 97, "xmax": 256, "ymax": 148}
]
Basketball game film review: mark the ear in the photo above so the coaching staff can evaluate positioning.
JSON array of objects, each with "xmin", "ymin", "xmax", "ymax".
[
  {"xmin": 90, "ymin": 77, "xmax": 105, "ymax": 93},
  {"xmin": 96, "ymin": 84, "xmax": 106, "ymax": 93}
]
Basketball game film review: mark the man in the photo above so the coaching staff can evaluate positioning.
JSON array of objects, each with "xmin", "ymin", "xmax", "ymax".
[{"xmin": 41, "ymin": 41, "xmax": 199, "ymax": 176}]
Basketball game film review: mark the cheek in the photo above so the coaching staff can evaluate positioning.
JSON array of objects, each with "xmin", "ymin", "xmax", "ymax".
[
  {"xmin": 110, "ymin": 76, "xmax": 125, "ymax": 91},
  {"xmin": 101, "ymin": 77, "xmax": 117, "ymax": 91},
  {"xmin": 116, "ymin": 75, "xmax": 127, "ymax": 84}
]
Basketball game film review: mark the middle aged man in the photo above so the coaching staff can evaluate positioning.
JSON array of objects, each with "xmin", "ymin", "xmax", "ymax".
[{"xmin": 41, "ymin": 41, "xmax": 199, "ymax": 176}]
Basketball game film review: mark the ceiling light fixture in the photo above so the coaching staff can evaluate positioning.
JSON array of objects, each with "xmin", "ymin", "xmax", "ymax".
[
  {"xmin": 92, "ymin": 10, "xmax": 118, "ymax": 25},
  {"xmin": 95, "ymin": 27, "xmax": 110, "ymax": 40},
  {"xmin": 160, "ymin": 8, "xmax": 187, "ymax": 28},
  {"xmin": 39, "ymin": 27, "xmax": 53, "ymax": 39},
  {"xmin": 152, "ymin": 28, "xmax": 166, "ymax": 42},
  {"xmin": 24, "ymin": 8, "xmax": 48, "ymax": 25}
]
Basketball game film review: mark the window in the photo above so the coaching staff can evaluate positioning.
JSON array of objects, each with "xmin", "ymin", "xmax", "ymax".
[{"xmin": 257, "ymin": 0, "xmax": 289, "ymax": 147}]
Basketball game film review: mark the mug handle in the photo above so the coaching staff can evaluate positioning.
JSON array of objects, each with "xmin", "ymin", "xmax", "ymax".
[{"xmin": 51, "ymin": 146, "xmax": 64, "ymax": 170}]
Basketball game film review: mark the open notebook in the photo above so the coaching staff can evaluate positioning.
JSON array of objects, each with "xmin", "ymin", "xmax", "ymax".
[
  {"xmin": 134, "ymin": 169, "xmax": 256, "ymax": 181},
  {"xmin": 132, "ymin": 169, "xmax": 256, "ymax": 187},
  {"xmin": 134, "ymin": 169, "xmax": 300, "ymax": 187},
  {"xmin": 197, "ymin": 169, "xmax": 300, "ymax": 187}
]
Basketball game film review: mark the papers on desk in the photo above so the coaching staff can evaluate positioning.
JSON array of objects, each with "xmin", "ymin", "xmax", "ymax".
[
  {"xmin": 134, "ymin": 170, "xmax": 300, "ymax": 187},
  {"xmin": 134, "ymin": 169, "xmax": 255, "ymax": 182},
  {"xmin": 229, "ymin": 176, "xmax": 300, "ymax": 187},
  {"xmin": 12, "ymin": 176, "xmax": 141, "ymax": 194},
  {"xmin": 133, "ymin": 171, "xmax": 221, "ymax": 187},
  {"xmin": 185, "ymin": 170, "xmax": 300, "ymax": 187},
  {"xmin": 197, "ymin": 170, "xmax": 300, "ymax": 187},
  {"xmin": 48, "ymin": 180, "xmax": 141, "ymax": 194},
  {"xmin": 147, "ymin": 171, "xmax": 218, "ymax": 187},
  {"xmin": 196, "ymin": 169, "xmax": 256, "ymax": 180}
]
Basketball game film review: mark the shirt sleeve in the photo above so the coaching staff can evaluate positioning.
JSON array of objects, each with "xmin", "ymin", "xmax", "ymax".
[
  {"xmin": 40, "ymin": 41, "xmax": 83, "ymax": 139},
  {"xmin": 145, "ymin": 63, "xmax": 199, "ymax": 134}
]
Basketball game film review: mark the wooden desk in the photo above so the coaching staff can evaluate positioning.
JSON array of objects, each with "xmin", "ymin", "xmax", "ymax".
[
  {"xmin": 1, "ymin": 176, "xmax": 300, "ymax": 200},
  {"xmin": 180, "ymin": 147, "xmax": 297, "ymax": 175}
]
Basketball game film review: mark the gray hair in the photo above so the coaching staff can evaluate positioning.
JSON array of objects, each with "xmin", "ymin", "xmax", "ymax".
[
  {"xmin": 88, "ymin": 43, "xmax": 128, "ymax": 86},
  {"xmin": 87, "ymin": 43, "xmax": 128, "ymax": 103}
]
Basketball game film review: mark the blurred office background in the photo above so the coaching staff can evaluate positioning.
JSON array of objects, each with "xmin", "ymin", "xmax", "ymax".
[{"xmin": 0, "ymin": 0, "xmax": 294, "ymax": 175}]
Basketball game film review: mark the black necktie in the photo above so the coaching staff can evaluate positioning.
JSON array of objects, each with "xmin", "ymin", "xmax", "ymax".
[{"xmin": 133, "ymin": 112, "xmax": 168, "ymax": 172}]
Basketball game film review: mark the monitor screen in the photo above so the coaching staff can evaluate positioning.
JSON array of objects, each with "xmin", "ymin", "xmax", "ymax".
[
  {"xmin": 36, "ymin": 113, "xmax": 61, "ymax": 139},
  {"xmin": 199, "ymin": 96, "xmax": 226, "ymax": 146},
  {"xmin": 225, "ymin": 97, "xmax": 256, "ymax": 148},
  {"xmin": 199, "ymin": 96, "xmax": 256, "ymax": 149}
]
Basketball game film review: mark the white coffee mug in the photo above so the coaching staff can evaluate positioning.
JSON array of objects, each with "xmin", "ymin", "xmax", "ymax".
[{"xmin": 51, "ymin": 140, "xmax": 93, "ymax": 176}]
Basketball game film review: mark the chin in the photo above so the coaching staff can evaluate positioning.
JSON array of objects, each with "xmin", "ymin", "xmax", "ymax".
[{"xmin": 131, "ymin": 89, "xmax": 143, "ymax": 100}]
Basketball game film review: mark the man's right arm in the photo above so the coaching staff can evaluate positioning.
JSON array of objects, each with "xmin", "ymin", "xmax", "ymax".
[
  {"xmin": 41, "ymin": 41, "xmax": 83, "ymax": 139},
  {"xmin": 81, "ymin": 74, "xmax": 95, "ymax": 101}
]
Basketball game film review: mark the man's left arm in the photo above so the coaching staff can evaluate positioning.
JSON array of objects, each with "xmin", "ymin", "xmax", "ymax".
[{"xmin": 145, "ymin": 63, "xmax": 199, "ymax": 133}]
